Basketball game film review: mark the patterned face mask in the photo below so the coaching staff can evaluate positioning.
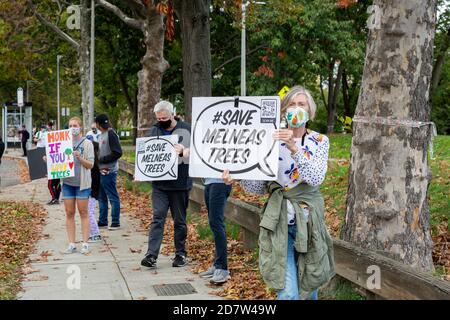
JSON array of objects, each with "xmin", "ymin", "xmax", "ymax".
[{"xmin": 285, "ymin": 107, "xmax": 309, "ymax": 128}]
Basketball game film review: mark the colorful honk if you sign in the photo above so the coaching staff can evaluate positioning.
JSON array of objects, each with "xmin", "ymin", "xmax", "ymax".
[{"xmin": 45, "ymin": 130, "xmax": 75, "ymax": 180}]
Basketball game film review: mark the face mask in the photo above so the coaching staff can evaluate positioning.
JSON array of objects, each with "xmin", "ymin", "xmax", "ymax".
[
  {"xmin": 70, "ymin": 127, "xmax": 81, "ymax": 136},
  {"xmin": 285, "ymin": 107, "xmax": 309, "ymax": 128},
  {"xmin": 91, "ymin": 128, "xmax": 97, "ymax": 134},
  {"xmin": 158, "ymin": 119, "xmax": 172, "ymax": 129}
]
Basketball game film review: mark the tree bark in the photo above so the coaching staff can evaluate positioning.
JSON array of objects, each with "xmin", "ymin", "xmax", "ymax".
[
  {"xmin": 80, "ymin": 0, "xmax": 91, "ymax": 130},
  {"xmin": 326, "ymin": 61, "xmax": 343, "ymax": 134},
  {"xmin": 342, "ymin": 0, "xmax": 436, "ymax": 272},
  {"xmin": 174, "ymin": 0, "xmax": 212, "ymax": 123},
  {"xmin": 97, "ymin": 0, "xmax": 168, "ymax": 138},
  {"xmin": 430, "ymin": 27, "xmax": 450, "ymax": 96},
  {"xmin": 137, "ymin": 11, "xmax": 169, "ymax": 136}
]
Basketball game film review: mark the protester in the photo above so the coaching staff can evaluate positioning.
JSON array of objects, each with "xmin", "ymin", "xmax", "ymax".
[
  {"xmin": 140, "ymin": 100, "xmax": 192, "ymax": 269},
  {"xmin": 18, "ymin": 124, "xmax": 30, "ymax": 157},
  {"xmin": 86, "ymin": 134, "xmax": 102, "ymax": 242},
  {"xmin": 86, "ymin": 122, "xmax": 101, "ymax": 142},
  {"xmin": 198, "ymin": 178, "xmax": 232, "ymax": 284},
  {"xmin": 95, "ymin": 114, "xmax": 123, "ymax": 230},
  {"xmin": 222, "ymin": 86, "xmax": 335, "ymax": 300},
  {"xmin": 34, "ymin": 124, "xmax": 47, "ymax": 148},
  {"xmin": 61, "ymin": 117, "xmax": 95, "ymax": 254}
]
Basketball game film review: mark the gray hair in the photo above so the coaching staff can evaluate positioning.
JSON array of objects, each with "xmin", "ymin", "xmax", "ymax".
[
  {"xmin": 281, "ymin": 85, "xmax": 317, "ymax": 120},
  {"xmin": 154, "ymin": 100, "xmax": 174, "ymax": 114}
]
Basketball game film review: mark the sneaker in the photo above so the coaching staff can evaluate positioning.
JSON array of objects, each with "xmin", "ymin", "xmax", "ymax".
[
  {"xmin": 172, "ymin": 255, "xmax": 187, "ymax": 267},
  {"xmin": 53, "ymin": 199, "xmax": 60, "ymax": 205},
  {"xmin": 141, "ymin": 255, "xmax": 157, "ymax": 269},
  {"xmin": 47, "ymin": 199, "xmax": 55, "ymax": 205},
  {"xmin": 98, "ymin": 221, "xmax": 108, "ymax": 229},
  {"xmin": 88, "ymin": 235, "xmax": 102, "ymax": 243},
  {"xmin": 210, "ymin": 269, "xmax": 231, "ymax": 284},
  {"xmin": 80, "ymin": 243, "xmax": 90, "ymax": 255},
  {"xmin": 108, "ymin": 223, "xmax": 120, "ymax": 230},
  {"xmin": 199, "ymin": 266, "xmax": 216, "ymax": 278},
  {"xmin": 63, "ymin": 244, "xmax": 77, "ymax": 254}
]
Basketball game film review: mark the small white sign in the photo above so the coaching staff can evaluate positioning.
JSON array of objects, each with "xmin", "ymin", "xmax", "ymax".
[
  {"xmin": 134, "ymin": 135, "xmax": 179, "ymax": 181},
  {"xmin": 17, "ymin": 87, "xmax": 24, "ymax": 107}
]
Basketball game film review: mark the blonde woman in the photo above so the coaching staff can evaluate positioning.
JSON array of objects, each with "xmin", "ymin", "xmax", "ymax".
[{"xmin": 62, "ymin": 117, "xmax": 95, "ymax": 254}]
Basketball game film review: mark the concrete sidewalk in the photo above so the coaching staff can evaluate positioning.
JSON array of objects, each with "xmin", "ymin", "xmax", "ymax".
[{"xmin": 0, "ymin": 177, "xmax": 223, "ymax": 300}]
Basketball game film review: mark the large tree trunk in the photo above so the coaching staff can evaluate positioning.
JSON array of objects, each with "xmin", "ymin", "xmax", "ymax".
[
  {"xmin": 342, "ymin": 0, "xmax": 436, "ymax": 272},
  {"xmin": 137, "ymin": 11, "xmax": 169, "ymax": 137},
  {"xmin": 174, "ymin": 0, "xmax": 212, "ymax": 123}
]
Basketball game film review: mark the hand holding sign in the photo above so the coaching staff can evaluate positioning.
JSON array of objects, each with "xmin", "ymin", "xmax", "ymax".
[{"xmin": 134, "ymin": 135, "xmax": 179, "ymax": 181}]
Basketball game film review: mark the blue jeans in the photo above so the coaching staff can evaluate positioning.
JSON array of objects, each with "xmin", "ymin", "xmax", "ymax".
[
  {"xmin": 278, "ymin": 224, "xmax": 319, "ymax": 300},
  {"xmin": 98, "ymin": 171, "xmax": 120, "ymax": 225},
  {"xmin": 61, "ymin": 184, "xmax": 91, "ymax": 200},
  {"xmin": 204, "ymin": 183, "xmax": 232, "ymax": 270}
]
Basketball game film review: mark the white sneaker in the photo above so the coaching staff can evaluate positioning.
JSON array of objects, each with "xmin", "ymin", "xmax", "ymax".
[
  {"xmin": 64, "ymin": 244, "xmax": 77, "ymax": 254},
  {"xmin": 80, "ymin": 243, "xmax": 90, "ymax": 255}
]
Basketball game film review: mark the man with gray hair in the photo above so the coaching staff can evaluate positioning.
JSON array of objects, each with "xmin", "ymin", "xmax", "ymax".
[{"xmin": 141, "ymin": 100, "xmax": 192, "ymax": 269}]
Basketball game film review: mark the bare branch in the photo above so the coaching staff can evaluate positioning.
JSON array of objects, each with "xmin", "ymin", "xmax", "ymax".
[
  {"xmin": 97, "ymin": 0, "xmax": 143, "ymax": 30},
  {"xmin": 213, "ymin": 44, "xmax": 267, "ymax": 75},
  {"xmin": 27, "ymin": 0, "xmax": 79, "ymax": 49}
]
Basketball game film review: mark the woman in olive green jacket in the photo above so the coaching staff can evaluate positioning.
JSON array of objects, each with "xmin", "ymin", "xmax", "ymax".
[{"xmin": 223, "ymin": 86, "xmax": 335, "ymax": 300}]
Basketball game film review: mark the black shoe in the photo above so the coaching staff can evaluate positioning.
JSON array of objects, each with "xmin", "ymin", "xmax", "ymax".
[
  {"xmin": 47, "ymin": 199, "xmax": 55, "ymax": 205},
  {"xmin": 108, "ymin": 223, "xmax": 120, "ymax": 230},
  {"xmin": 98, "ymin": 221, "xmax": 108, "ymax": 229},
  {"xmin": 172, "ymin": 255, "xmax": 187, "ymax": 267},
  {"xmin": 53, "ymin": 199, "xmax": 60, "ymax": 205},
  {"xmin": 141, "ymin": 255, "xmax": 157, "ymax": 269}
]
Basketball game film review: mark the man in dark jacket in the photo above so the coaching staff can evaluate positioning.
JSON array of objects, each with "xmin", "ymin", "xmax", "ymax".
[
  {"xmin": 95, "ymin": 114, "xmax": 123, "ymax": 230},
  {"xmin": 141, "ymin": 100, "xmax": 192, "ymax": 269},
  {"xmin": 0, "ymin": 136, "xmax": 5, "ymax": 165},
  {"xmin": 18, "ymin": 125, "xmax": 30, "ymax": 156}
]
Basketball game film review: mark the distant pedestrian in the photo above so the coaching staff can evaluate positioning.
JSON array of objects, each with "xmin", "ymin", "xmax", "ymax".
[
  {"xmin": 95, "ymin": 114, "xmax": 123, "ymax": 230},
  {"xmin": 0, "ymin": 136, "xmax": 5, "ymax": 165},
  {"xmin": 34, "ymin": 124, "xmax": 47, "ymax": 148},
  {"xmin": 18, "ymin": 125, "xmax": 30, "ymax": 157}
]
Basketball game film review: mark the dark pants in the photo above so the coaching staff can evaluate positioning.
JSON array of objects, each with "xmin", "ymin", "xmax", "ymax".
[
  {"xmin": 98, "ymin": 171, "xmax": 121, "ymax": 225},
  {"xmin": 146, "ymin": 188, "xmax": 190, "ymax": 258},
  {"xmin": 204, "ymin": 183, "xmax": 232, "ymax": 270},
  {"xmin": 21, "ymin": 141, "xmax": 27, "ymax": 156},
  {"xmin": 48, "ymin": 179, "xmax": 61, "ymax": 200}
]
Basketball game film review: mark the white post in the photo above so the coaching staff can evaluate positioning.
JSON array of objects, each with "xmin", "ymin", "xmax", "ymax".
[
  {"xmin": 240, "ymin": 3, "xmax": 247, "ymax": 97},
  {"xmin": 57, "ymin": 55, "xmax": 62, "ymax": 130},
  {"xmin": 89, "ymin": 0, "xmax": 95, "ymax": 131}
]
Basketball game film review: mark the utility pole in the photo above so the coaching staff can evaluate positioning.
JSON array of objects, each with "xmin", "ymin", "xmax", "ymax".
[{"xmin": 57, "ymin": 55, "xmax": 63, "ymax": 130}]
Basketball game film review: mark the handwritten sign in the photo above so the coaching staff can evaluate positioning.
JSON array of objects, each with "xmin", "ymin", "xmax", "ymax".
[
  {"xmin": 45, "ymin": 130, "xmax": 75, "ymax": 180},
  {"xmin": 189, "ymin": 97, "xmax": 280, "ymax": 180},
  {"xmin": 134, "ymin": 135, "xmax": 178, "ymax": 181}
]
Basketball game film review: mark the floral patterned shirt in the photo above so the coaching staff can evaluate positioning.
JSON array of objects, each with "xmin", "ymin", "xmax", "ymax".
[{"xmin": 241, "ymin": 130, "xmax": 329, "ymax": 225}]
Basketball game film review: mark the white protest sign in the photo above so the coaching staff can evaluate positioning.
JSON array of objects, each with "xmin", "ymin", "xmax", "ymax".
[
  {"xmin": 45, "ymin": 130, "xmax": 75, "ymax": 180},
  {"xmin": 189, "ymin": 96, "xmax": 280, "ymax": 180},
  {"xmin": 134, "ymin": 135, "xmax": 179, "ymax": 181}
]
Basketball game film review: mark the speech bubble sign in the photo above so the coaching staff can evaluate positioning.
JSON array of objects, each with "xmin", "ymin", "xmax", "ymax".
[
  {"xmin": 189, "ymin": 97, "xmax": 280, "ymax": 180},
  {"xmin": 135, "ymin": 135, "xmax": 178, "ymax": 181}
]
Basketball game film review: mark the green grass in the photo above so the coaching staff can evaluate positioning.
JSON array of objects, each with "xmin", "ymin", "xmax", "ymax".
[{"xmin": 324, "ymin": 135, "xmax": 449, "ymax": 236}]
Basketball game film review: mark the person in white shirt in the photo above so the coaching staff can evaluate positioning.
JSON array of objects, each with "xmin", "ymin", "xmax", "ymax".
[{"xmin": 34, "ymin": 125, "xmax": 47, "ymax": 148}]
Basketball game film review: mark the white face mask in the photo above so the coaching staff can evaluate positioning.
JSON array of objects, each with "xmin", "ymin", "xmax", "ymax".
[{"xmin": 70, "ymin": 127, "xmax": 81, "ymax": 136}]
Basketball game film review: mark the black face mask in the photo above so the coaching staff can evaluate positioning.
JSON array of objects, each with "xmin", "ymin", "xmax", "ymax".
[{"xmin": 158, "ymin": 119, "xmax": 172, "ymax": 129}]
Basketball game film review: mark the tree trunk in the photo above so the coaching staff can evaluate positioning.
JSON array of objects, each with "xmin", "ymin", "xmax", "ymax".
[
  {"xmin": 79, "ymin": 0, "xmax": 91, "ymax": 131},
  {"xmin": 430, "ymin": 27, "xmax": 450, "ymax": 96},
  {"xmin": 342, "ymin": 0, "xmax": 436, "ymax": 272},
  {"xmin": 174, "ymin": 0, "xmax": 212, "ymax": 123},
  {"xmin": 137, "ymin": 11, "xmax": 169, "ymax": 137},
  {"xmin": 342, "ymin": 68, "xmax": 351, "ymax": 116},
  {"xmin": 327, "ymin": 61, "xmax": 343, "ymax": 134}
]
